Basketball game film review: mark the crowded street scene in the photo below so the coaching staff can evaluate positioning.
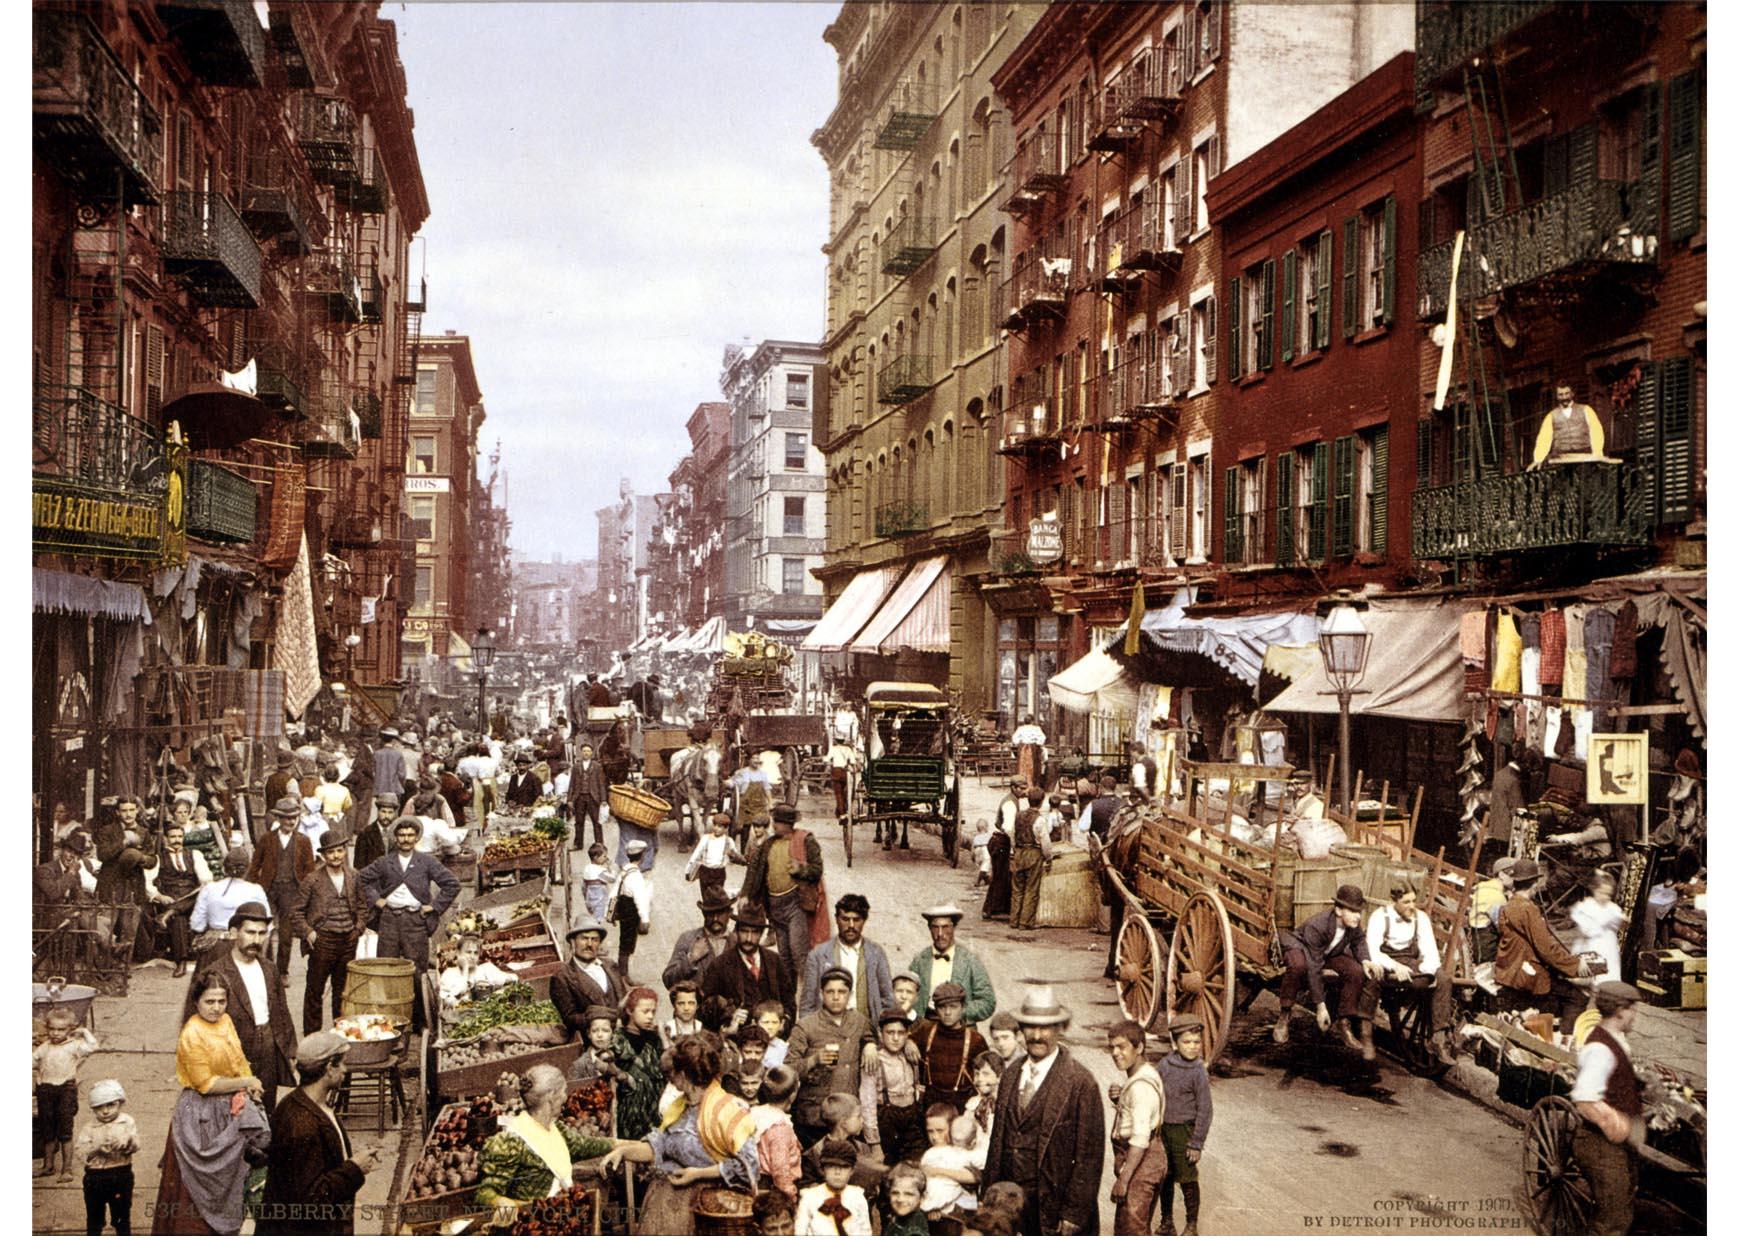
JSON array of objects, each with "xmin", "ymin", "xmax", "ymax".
[{"xmin": 31, "ymin": 1, "xmax": 1707, "ymax": 1236}]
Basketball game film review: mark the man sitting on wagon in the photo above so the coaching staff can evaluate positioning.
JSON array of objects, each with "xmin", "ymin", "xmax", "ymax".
[
  {"xmin": 1365, "ymin": 881, "xmax": 1456, "ymax": 1063},
  {"xmin": 1273, "ymin": 884, "xmax": 1385, "ymax": 1060}
]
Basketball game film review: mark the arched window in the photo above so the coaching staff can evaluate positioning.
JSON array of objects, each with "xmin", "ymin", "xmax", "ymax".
[
  {"xmin": 906, "ymin": 437, "xmax": 919, "ymax": 510},
  {"xmin": 924, "ymin": 427, "xmax": 938, "ymax": 516},
  {"xmin": 940, "ymin": 419, "xmax": 955, "ymax": 513},
  {"xmin": 960, "ymin": 402, "xmax": 982, "ymax": 503}
]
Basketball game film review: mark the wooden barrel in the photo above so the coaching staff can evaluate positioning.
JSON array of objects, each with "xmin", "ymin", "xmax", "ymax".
[
  {"xmin": 1332, "ymin": 845, "xmax": 1391, "ymax": 901},
  {"xmin": 1373, "ymin": 857, "xmax": 1431, "ymax": 903},
  {"xmin": 1036, "ymin": 847, "xmax": 1099, "ymax": 929},
  {"xmin": 1291, "ymin": 855, "xmax": 1365, "ymax": 929},
  {"xmin": 342, "ymin": 957, "xmax": 417, "ymax": 1026}
]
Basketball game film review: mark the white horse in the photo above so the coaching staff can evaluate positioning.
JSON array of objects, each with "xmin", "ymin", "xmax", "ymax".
[{"xmin": 665, "ymin": 741, "xmax": 726, "ymax": 847}]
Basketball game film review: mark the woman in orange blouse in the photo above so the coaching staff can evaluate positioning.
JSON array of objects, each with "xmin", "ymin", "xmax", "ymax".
[{"xmin": 152, "ymin": 972, "xmax": 272, "ymax": 1235}]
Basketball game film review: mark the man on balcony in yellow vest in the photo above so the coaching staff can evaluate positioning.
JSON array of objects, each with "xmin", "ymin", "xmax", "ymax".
[{"xmin": 1529, "ymin": 384, "xmax": 1615, "ymax": 469}]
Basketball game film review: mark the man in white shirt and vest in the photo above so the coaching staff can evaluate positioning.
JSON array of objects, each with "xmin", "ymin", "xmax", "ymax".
[
  {"xmin": 1569, "ymin": 980, "xmax": 1646, "ymax": 1234},
  {"xmin": 358, "ymin": 817, "xmax": 461, "ymax": 990}
]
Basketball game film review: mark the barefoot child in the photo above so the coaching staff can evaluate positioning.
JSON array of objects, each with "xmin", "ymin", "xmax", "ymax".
[
  {"xmin": 74, "ymin": 1079, "xmax": 137, "ymax": 1235},
  {"xmin": 1108, "ymin": 1020, "xmax": 1167, "ymax": 1236},
  {"xmin": 35, "ymin": 1007, "xmax": 98, "ymax": 1181}
]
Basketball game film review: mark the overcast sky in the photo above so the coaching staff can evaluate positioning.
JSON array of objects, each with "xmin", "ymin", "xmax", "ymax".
[{"xmin": 393, "ymin": 2, "xmax": 839, "ymax": 561}]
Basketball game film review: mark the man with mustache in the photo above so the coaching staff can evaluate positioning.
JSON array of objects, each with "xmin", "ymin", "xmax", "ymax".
[{"xmin": 180, "ymin": 902, "xmax": 297, "ymax": 1112}]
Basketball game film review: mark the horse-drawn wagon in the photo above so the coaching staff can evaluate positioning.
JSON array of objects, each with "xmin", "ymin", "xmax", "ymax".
[{"xmin": 846, "ymin": 682, "xmax": 959, "ymax": 870}]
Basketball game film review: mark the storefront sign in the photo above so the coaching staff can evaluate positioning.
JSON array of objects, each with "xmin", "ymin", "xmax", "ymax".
[
  {"xmin": 1587, "ymin": 733, "xmax": 1648, "ymax": 805},
  {"xmin": 403, "ymin": 616, "xmax": 437, "ymax": 634},
  {"xmin": 405, "ymin": 476, "xmax": 451, "ymax": 493},
  {"xmin": 1027, "ymin": 514, "xmax": 1062, "ymax": 565},
  {"xmin": 33, "ymin": 481, "xmax": 167, "ymax": 560}
]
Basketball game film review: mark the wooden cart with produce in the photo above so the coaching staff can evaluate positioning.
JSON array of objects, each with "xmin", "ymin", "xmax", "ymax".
[
  {"xmin": 846, "ymin": 682, "xmax": 959, "ymax": 871},
  {"xmin": 475, "ymin": 816, "xmax": 567, "ymax": 896},
  {"xmin": 1100, "ymin": 759, "xmax": 1480, "ymax": 1072}
]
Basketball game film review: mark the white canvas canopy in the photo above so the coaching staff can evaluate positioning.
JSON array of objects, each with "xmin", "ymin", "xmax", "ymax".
[
  {"xmin": 1261, "ymin": 599, "xmax": 1468, "ymax": 722},
  {"xmin": 1048, "ymin": 647, "xmax": 1139, "ymax": 716}
]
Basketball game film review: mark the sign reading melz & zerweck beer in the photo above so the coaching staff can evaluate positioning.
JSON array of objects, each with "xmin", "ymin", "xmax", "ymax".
[{"xmin": 34, "ymin": 480, "xmax": 166, "ymax": 560}]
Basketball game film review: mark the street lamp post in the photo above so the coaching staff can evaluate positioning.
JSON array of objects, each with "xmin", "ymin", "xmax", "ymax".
[
  {"xmin": 1318, "ymin": 592, "xmax": 1372, "ymax": 816},
  {"xmin": 474, "ymin": 627, "xmax": 497, "ymax": 737}
]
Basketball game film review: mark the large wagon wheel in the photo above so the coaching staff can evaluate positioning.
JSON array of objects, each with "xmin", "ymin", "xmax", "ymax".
[
  {"xmin": 1522, "ymin": 1095, "xmax": 1594, "ymax": 1235},
  {"xmin": 1383, "ymin": 989, "xmax": 1451, "ymax": 1079},
  {"xmin": 1166, "ymin": 888, "xmax": 1237, "ymax": 1059},
  {"xmin": 1114, "ymin": 907, "xmax": 1164, "ymax": 1029}
]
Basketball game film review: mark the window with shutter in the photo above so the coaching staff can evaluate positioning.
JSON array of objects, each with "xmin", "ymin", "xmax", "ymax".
[
  {"xmin": 1341, "ymin": 215, "xmax": 1359, "ymax": 338},
  {"xmin": 1169, "ymin": 462, "xmax": 1188, "ymax": 561},
  {"xmin": 175, "ymin": 113, "xmax": 193, "ymax": 190},
  {"xmin": 1307, "ymin": 442, "xmax": 1329, "ymax": 562},
  {"xmin": 1633, "ymin": 363, "xmax": 1659, "ymax": 527},
  {"xmin": 1315, "ymin": 230, "xmax": 1333, "ymax": 349},
  {"xmin": 1170, "ymin": 318, "xmax": 1190, "ymax": 397},
  {"xmin": 1208, "ymin": 0, "xmax": 1222, "ymax": 60},
  {"xmin": 145, "ymin": 325, "xmax": 164, "ymax": 418},
  {"xmin": 1332, "ymin": 435, "xmax": 1355, "ymax": 557},
  {"xmin": 1281, "ymin": 250, "xmax": 1297, "ymax": 361},
  {"xmin": 1668, "ymin": 70, "xmax": 1701, "ymax": 242},
  {"xmin": 1275, "ymin": 451, "xmax": 1294, "ymax": 566},
  {"xmin": 1259, "ymin": 260, "xmax": 1275, "ymax": 369},
  {"xmin": 1659, "ymin": 356, "xmax": 1694, "ymax": 524},
  {"xmin": 1226, "ymin": 277, "xmax": 1241, "ymax": 381},
  {"xmin": 1380, "ymin": 195, "xmax": 1396, "ymax": 326},
  {"xmin": 1223, "ymin": 464, "xmax": 1241, "ymax": 563},
  {"xmin": 1369, "ymin": 426, "xmax": 1389, "ymax": 552},
  {"xmin": 1416, "ymin": 417, "xmax": 1434, "ymax": 489}
]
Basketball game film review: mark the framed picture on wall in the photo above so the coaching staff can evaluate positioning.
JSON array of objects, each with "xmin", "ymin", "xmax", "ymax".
[{"xmin": 1587, "ymin": 732, "xmax": 1648, "ymax": 806}]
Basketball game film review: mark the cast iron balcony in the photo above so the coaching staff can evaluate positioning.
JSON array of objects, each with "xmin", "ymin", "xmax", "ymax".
[
  {"xmin": 987, "ymin": 533, "xmax": 1044, "ymax": 576},
  {"xmin": 33, "ymin": 383, "xmax": 167, "ymax": 498},
  {"xmin": 33, "ymin": 10, "xmax": 163, "ymax": 207},
  {"xmin": 876, "ymin": 355, "xmax": 934, "ymax": 406},
  {"xmin": 1410, "ymin": 461, "xmax": 1651, "ymax": 560},
  {"xmin": 1000, "ymin": 250, "xmax": 1070, "ymax": 332},
  {"xmin": 1131, "ymin": 352, "xmax": 1179, "ymax": 423},
  {"xmin": 873, "ymin": 78, "xmax": 939, "ymax": 151},
  {"xmin": 303, "ymin": 411, "xmax": 361, "ymax": 459},
  {"xmin": 1120, "ymin": 44, "xmax": 1183, "ymax": 122},
  {"xmin": 249, "ymin": 341, "xmax": 308, "ymax": 417},
  {"xmin": 185, "ymin": 458, "xmax": 257, "ymax": 543},
  {"xmin": 268, "ymin": 5, "xmax": 316, "ymax": 89},
  {"xmin": 1413, "ymin": 2, "xmax": 1557, "ymax": 105},
  {"xmin": 161, "ymin": 191, "xmax": 264, "ymax": 308},
  {"xmin": 1088, "ymin": 360, "xmax": 1138, "ymax": 432},
  {"xmin": 874, "ymin": 501, "xmax": 931, "ymax": 539},
  {"xmin": 158, "ymin": 0, "xmax": 267, "ymax": 88},
  {"xmin": 996, "ymin": 380, "xmax": 1061, "ymax": 458},
  {"xmin": 306, "ymin": 246, "xmax": 362, "ymax": 324},
  {"xmin": 1088, "ymin": 79, "xmax": 1145, "ymax": 153},
  {"xmin": 296, "ymin": 95, "xmax": 358, "ymax": 185},
  {"xmin": 241, "ymin": 146, "xmax": 320, "ymax": 253},
  {"xmin": 359, "ymin": 269, "xmax": 383, "ymax": 324},
  {"xmin": 331, "ymin": 507, "xmax": 384, "ymax": 549},
  {"xmin": 1000, "ymin": 129, "xmax": 1068, "ymax": 216},
  {"xmin": 1105, "ymin": 196, "xmax": 1180, "ymax": 285},
  {"xmin": 356, "ymin": 390, "xmax": 382, "ymax": 439},
  {"xmin": 340, "ymin": 146, "xmax": 387, "ymax": 215},
  {"xmin": 879, "ymin": 217, "xmax": 937, "ymax": 276},
  {"xmin": 1415, "ymin": 177, "xmax": 1659, "ymax": 320}
]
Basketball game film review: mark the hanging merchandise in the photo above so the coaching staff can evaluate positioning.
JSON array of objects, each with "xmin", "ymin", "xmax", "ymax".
[
  {"xmin": 1538, "ymin": 608, "xmax": 1566, "ymax": 686},
  {"xmin": 1456, "ymin": 719, "xmax": 1488, "ymax": 845},
  {"xmin": 1491, "ymin": 611, "xmax": 1522, "ymax": 692},
  {"xmin": 1584, "ymin": 606, "xmax": 1617, "ymax": 704},
  {"xmin": 1460, "ymin": 610, "xmax": 1489, "ymax": 696},
  {"xmin": 1609, "ymin": 600, "xmax": 1639, "ymax": 682}
]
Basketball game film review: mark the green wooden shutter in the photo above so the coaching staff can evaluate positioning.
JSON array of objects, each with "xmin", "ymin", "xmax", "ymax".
[
  {"xmin": 1308, "ymin": 442, "xmax": 1329, "ymax": 561},
  {"xmin": 1568, "ymin": 123, "xmax": 1597, "ymax": 189},
  {"xmin": 1226, "ymin": 276, "xmax": 1241, "ymax": 381},
  {"xmin": 1542, "ymin": 131, "xmax": 1571, "ymax": 197},
  {"xmin": 1332, "ymin": 435, "xmax": 1355, "ymax": 558},
  {"xmin": 1659, "ymin": 356, "xmax": 1694, "ymax": 524},
  {"xmin": 1315, "ymin": 229, "xmax": 1332, "ymax": 348},
  {"xmin": 1341, "ymin": 215, "xmax": 1359, "ymax": 339},
  {"xmin": 1668, "ymin": 71, "xmax": 1701, "ymax": 242},
  {"xmin": 1275, "ymin": 451, "xmax": 1293, "ymax": 566},
  {"xmin": 1260, "ymin": 260, "xmax": 1275, "ymax": 369},
  {"xmin": 1416, "ymin": 418, "xmax": 1434, "ymax": 489},
  {"xmin": 1223, "ymin": 465, "xmax": 1241, "ymax": 563},
  {"xmin": 1281, "ymin": 250, "xmax": 1297, "ymax": 361},
  {"xmin": 1381, "ymin": 195, "xmax": 1396, "ymax": 327},
  {"xmin": 1634, "ymin": 365, "xmax": 1659, "ymax": 528},
  {"xmin": 1369, "ymin": 426, "xmax": 1389, "ymax": 553}
]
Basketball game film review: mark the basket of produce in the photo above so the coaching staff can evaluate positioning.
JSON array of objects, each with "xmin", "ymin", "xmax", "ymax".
[
  {"xmin": 334, "ymin": 1013, "xmax": 405, "ymax": 1068},
  {"xmin": 692, "ymin": 1185, "xmax": 756, "ymax": 1235},
  {"xmin": 510, "ymin": 1183, "xmax": 604, "ymax": 1235},
  {"xmin": 435, "ymin": 984, "xmax": 578, "ymax": 1099},
  {"xmin": 480, "ymin": 835, "xmax": 556, "ymax": 871},
  {"xmin": 482, "ymin": 897, "xmax": 550, "ymax": 942},
  {"xmin": 403, "ymin": 1096, "xmax": 496, "ymax": 1217},
  {"xmin": 608, "ymin": 784, "xmax": 670, "ymax": 829}
]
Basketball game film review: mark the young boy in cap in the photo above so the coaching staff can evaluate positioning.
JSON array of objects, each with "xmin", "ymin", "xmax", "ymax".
[
  {"xmin": 1569, "ymin": 980, "xmax": 1646, "ymax": 1234},
  {"xmin": 1155, "ymin": 1015, "xmax": 1212, "ymax": 1236},
  {"xmin": 608, "ymin": 839, "xmax": 653, "ymax": 978},
  {"xmin": 861, "ymin": 1009, "xmax": 925, "ymax": 1165},
  {"xmin": 74, "ymin": 1079, "xmax": 136, "ymax": 1234},
  {"xmin": 685, "ymin": 812, "xmax": 746, "ymax": 906},
  {"xmin": 911, "ymin": 981, "xmax": 988, "ymax": 1114},
  {"xmin": 796, "ymin": 1139, "xmax": 873, "ymax": 1235},
  {"xmin": 1107, "ymin": 1019, "xmax": 1167, "ymax": 1236},
  {"xmin": 891, "ymin": 971, "xmax": 922, "ymax": 1024}
]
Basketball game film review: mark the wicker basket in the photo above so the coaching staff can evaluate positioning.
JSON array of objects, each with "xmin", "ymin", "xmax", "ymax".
[{"xmin": 609, "ymin": 784, "xmax": 671, "ymax": 829}]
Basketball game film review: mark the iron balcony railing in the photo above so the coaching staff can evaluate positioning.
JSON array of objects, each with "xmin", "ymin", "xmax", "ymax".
[
  {"xmin": 873, "ymin": 78, "xmax": 940, "ymax": 151},
  {"xmin": 306, "ymin": 247, "xmax": 362, "ymax": 323},
  {"xmin": 33, "ymin": 9, "xmax": 163, "ymax": 206},
  {"xmin": 1089, "ymin": 77, "xmax": 1145, "ymax": 152},
  {"xmin": 1000, "ymin": 250, "xmax": 1071, "ymax": 331},
  {"xmin": 268, "ymin": 5, "xmax": 316, "ymax": 89},
  {"xmin": 161, "ymin": 191, "xmax": 263, "ymax": 308},
  {"xmin": 874, "ymin": 501, "xmax": 932, "ymax": 539},
  {"xmin": 248, "ymin": 341, "xmax": 308, "ymax": 417},
  {"xmin": 1100, "ymin": 196, "xmax": 1180, "ymax": 287},
  {"xmin": 879, "ymin": 217, "xmax": 938, "ymax": 276},
  {"xmin": 1119, "ymin": 43, "xmax": 1183, "ymax": 122},
  {"xmin": 996, "ymin": 377, "xmax": 1061, "ymax": 456},
  {"xmin": 185, "ymin": 458, "xmax": 257, "ymax": 543},
  {"xmin": 1414, "ymin": 2, "xmax": 1556, "ymax": 105},
  {"xmin": 340, "ymin": 145, "xmax": 387, "ymax": 215},
  {"xmin": 157, "ymin": 0, "xmax": 267, "ymax": 89},
  {"xmin": 359, "ymin": 269, "xmax": 383, "ymax": 324},
  {"xmin": 1410, "ymin": 462, "xmax": 1651, "ymax": 560},
  {"xmin": 1001, "ymin": 128, "xmax": 1068, "ymax": 216},
  {"xmin": 241, "ymin": 146, "xmax": 322, "ymax": 253},
  {"xmin": 988, "ymin": 532, "xmax": 1045, "ymax": 575},
  {"xmin": 356, "ymin": 390, "xmax": 383, "ymax": 438},
  {"xmin": 296, "ymin": 95, "xmax": 359, "ymax": 185},
  {"xmin": 33, "ymin": 383, "xmax": 167, "ymax": 497},
  {"xmin": 1415, "ymin": 177, "xmax": 1660, "ymax": 319},
  {"xmin": 876, "ymin": 355, "xmax": 934, "ymax": 406}
]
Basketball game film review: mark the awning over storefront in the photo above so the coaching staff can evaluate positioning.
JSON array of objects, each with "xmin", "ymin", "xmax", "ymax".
[
  {"xmin": 684, "ymin": 615, "xmax": 728, "ymax": 653},
  {"xmin": 850, "ymin": 555, "xmax": 951, "ymax": 654},
  {"xmin": 1260, "ymin": 599, "xmax": 1468, "ymax": 722},
  {"xmin": 801, "ymin": 566, "xmax": 901, "ymax": 652},
  {"xmin": 1048, "ymin": 647, "xmax": 1139, "ymax": 717},
  {"xmin": 659, "ymin": 629, "xmax": 693, "ymax": 653},
  {"xmin": 1106, "ymin": 590, "xmax": 1318, "ymax": 690},
  {"xmin": 33, "ymin": 568, "xmax": 152, "ymax": 623}
]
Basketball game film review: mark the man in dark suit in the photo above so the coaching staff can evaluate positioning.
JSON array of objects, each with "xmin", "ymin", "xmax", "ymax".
[
  {"xmin": 248, "ymin": 797, "xmax": 319, "ymax": 980},
  {"xmin": 1273, "ymin": 883, "xmax": 1385, "ymax": 1059},
  {"xmin": 551, "ymin": 915, "xmax": 628, "ymax": 1041},
  {"xmin": 662, "ymin": 893, "xmax": 737, "ymax": 991},
  {"xmin": 183, "ymin": 902, "xmax": 298, "ymax": 1113},
  {"xmin": 700, "ymin": 904, "xmax": 794, "ymax": 1026},
  {"xmin": 258, "ymin": 1031, "xmax": 379, "ymax": 1234},
  {"xmin": 34, "ymin": 833, "xmax": 90, "ymax": 926},
  {"xmin": 982, "ymin": 986, "xmax": 1106, "ymax": 1236},
  {"xmin": 263, "ymin": 754, "xmax": 299, "ymax": 829},
  {"xmin": 569, "ymin": 743, "xmax": 609, "ymax": 848},
  {"xmin": 351, "ymin": 796, "xmax": 400, "ymax": 875},
  {"xmin": 357, "ymin": 817, "xmax": 461, "ymax": 977},
  {"xmin": 293, "ymin": 830, "xmax": 370, "ymax": 1035},
  {"xmin": 504, "ymin": 754, "xmax": 544, "ymax": 810}
]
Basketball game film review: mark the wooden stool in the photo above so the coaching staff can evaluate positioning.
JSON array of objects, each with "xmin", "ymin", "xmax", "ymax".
[{"xmin": 333, "ymin": 1064, "xmax": 404, "ymax": 1132}]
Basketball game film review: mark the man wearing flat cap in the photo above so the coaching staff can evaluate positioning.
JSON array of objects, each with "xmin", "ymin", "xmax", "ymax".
[
  {"xmin": 551, "ymin": 914, "xmax": 628, "ymax": 1040},
  {"xmin": 1570, "ymin": 981, "xmax": 1646, "ymax": 1234},
  {"xmin": 662, "ymin": 892, "xmax": 737, "ymax": 991},
  {"xmin": 700, "ymin": 904, "xmax": 794, "ymax": 1027},
  {"xmin": 248, "ymin": 797, "xmax": 319, "ymax": 980},
  {"xmin": 182, "ymin": 901, "xmax": 297, "ymax": 1112},
  {"xmin": 982, "ymin": 986, "xmax": 1106, "ymax": 1236},
  {"xmin": 358, "ymin": 816, "xmax": 460, "ymax": 986},
  {"xmin": 293, "ymin": 830, "xmax": 369, "ymax": 1035},
  {"xmin": 1273, "ymin": 884, "xmax": 1384, "ymax": 1059},
  {"xmin": 739, "ymin": 803, "xmax": 826, "ymax": 982},
  {"xmin": 258, "ymin": 1031, "xmax": 380, "ymax": 1234},
  {"xmin": 905, "ymin": 904, "xmax": 996, "ymax": 1024},
  {"xmin": 787, "ymin": 964, "xmax": 875, "ymax": 1147},
  {"xmin": 1495, "ymin": 856, "xmax": 1596, "ymax": 1030}
]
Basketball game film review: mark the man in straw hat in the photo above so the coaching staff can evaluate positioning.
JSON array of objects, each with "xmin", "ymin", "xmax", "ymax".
[
  {"xmin": 1569, "ymin": 980, "xmax": 1646, "ymax": 1234},
  {"xmin": 905, "ymin": 903, "xmax": 995, "ymax": 1024},
  {"xmin": 701, "ymin": 903, "xmax": 794, "ymax": 1027},
  {"xmin": 292, "ymin": 829, "xmax": 369, "ymax": 1036},
  {"xmin": 662, "ymin": 891, "xmax": 737, "ymax": 991},
  {"xmin": 1273, "ymin": 883, "xmax": 1384, "ymax": 1060},
  {"xmin": 981, "ymin": 985, "xmax": 1106, "ymax": 1235},
  {"xmin": 552, "ymin": 914, "xmax": 628, "ymax": 1039}
]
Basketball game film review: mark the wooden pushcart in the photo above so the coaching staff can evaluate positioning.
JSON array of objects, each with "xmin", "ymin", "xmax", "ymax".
[{"xmin": 1101, "ymin": 759, "xmax": 1481, "ymax": 1071}]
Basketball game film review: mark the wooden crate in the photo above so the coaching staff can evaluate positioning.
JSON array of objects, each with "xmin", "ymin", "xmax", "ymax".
[{"xmin": 432, "ymin": 1038, "xmax": 581, "ymax": 1102}]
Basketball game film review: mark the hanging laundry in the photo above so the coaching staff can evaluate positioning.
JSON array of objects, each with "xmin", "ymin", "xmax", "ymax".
[
  {"xmin": 1584, "ymin": 607, "xmax": 1616, "ymax": 702},
  {"xmin": 1562, "ymin": 606, "xmax": 1588, "ymax": 703},
  {"xmin": 1539, "ymin": 608, "xmax": 1566, "ymax": 685},
  {"xmin": 1491, "ymin": 611, "xmax": 1522, "ymax": 692},
  {"xmin": 1609, "ymin": 600, "xmax": 1639, "ymax": 681},
  {"xmin": 1459, "ymin": 611, "xmax": 1488, "ymax": 662}
]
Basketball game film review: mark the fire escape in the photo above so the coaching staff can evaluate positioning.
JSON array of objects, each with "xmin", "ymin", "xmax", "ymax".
[{"xmin": 871, "ymin": 73, "xmax": 942, "ymax": 416}]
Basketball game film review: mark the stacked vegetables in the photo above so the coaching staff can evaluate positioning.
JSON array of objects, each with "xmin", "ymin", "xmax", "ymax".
[
  {"xmin": 481, "ymin": 834, "xmax": 554, "ymax": 866},
  {"xmin": 438, "ymin": 983, "xmax": 564, "ymax": 1070},
  {"xmin": 404, "ymin": 1096, "xmax": 495, "ymax": 1201},
  {"xmin": 508, "ymin": 1184, "xmax": 603, "ymax": 1235}
]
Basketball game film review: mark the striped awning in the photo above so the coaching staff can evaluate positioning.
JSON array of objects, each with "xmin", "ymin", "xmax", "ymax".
[
  {"xmin": 801, "ymin": 566, "xmax": 901, "ymax": 652},
  {"xmin": 850, "ymin": 555, "xmax": 951, "ymax": 655}
]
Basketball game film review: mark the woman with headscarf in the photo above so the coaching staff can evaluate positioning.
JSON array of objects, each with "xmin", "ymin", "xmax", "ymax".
[
  {"xmin": 152, "ymin": 972, "xmax": 272, "ymax": 1234},
  {"xmin": 475, "ymin": 1065, "xmax": 618, "ymax": 1226},
  {"xmin": 602, "ymin": 1033, "xmax": 761, "ymax": 1235}
]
